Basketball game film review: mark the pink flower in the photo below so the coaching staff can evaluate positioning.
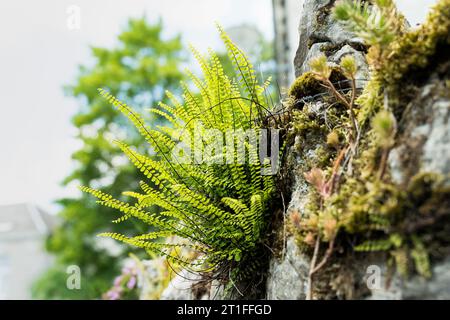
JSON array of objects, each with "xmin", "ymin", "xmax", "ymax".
[
  {"xmin": 127, "ymin": 276, "xmax": 137, "ymax": 289},
  {"xmin": 106, "ymin": 289, "xmax": 121, "ymax": 300},
  {"xmin": 122, "ymin": 267, "xmax": 132, "ymax": 275},
  {"xmin": 113, "ymin": 275, "xmax": 123, "ymax": 287},
  {"xmin": 304, "ymin": 168, "xmax": 332, "ymax": 199}
]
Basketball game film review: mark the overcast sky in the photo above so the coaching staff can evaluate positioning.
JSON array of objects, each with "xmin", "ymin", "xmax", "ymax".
[{"xmin": 0, "ymin": 0, "xmax": 438, "ymax": 213}]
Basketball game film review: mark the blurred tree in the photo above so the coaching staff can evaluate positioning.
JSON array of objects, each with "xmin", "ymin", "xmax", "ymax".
[{"xmin": 33, "ymin": 18, "xmax": 186, "ymax": 299}]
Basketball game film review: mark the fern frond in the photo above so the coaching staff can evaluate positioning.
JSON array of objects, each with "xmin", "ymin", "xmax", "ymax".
[
  {"xmin": 411, "ymin": 236, "xmax": 432, "ymax": 278},
  {"xmin": 217, "ymin": 24, "xmax": 258, "ymax": 98},
  {"xmin": 83, "ymin": 28, "xmax": 277, "ymax": 289},
  {"xmin": 354, "ymin": 239, "xmax": 393, "ymax": 252}
]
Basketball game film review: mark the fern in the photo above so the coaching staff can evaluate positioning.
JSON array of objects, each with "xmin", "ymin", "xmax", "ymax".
[
  {"xmin": 81, "ymin": 26, "xmax": 276, "ymax": 287},
  {"xmin": 411, "ymin": 236, "xmax": 432, "ymax": 278}
]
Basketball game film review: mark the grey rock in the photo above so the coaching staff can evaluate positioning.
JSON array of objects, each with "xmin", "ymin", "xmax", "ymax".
[
  {"xmin": 388, "ymin": 74, "xmax": 450, "ymax": 186},
  {"xmin": 368, "ymin": 257, "xmax": 450, "ymax": 300},
  {"xmin": 268, "ymin": 0, "xmax": 450, "ymax": 301},
  {"xmin": 266, "ymin": 238, "xmax": 310, "ymax": 299},
  {"xmin": 295, "ymin": 0, "xmax": 333, "ymax": 76},
  {"xmin": 420, "ymin": 99, "xmax": 450, "ymax": 178},
  {"xmin": 160, "ymin": 269, "xmax": 204, "ymax": 300},
  {"xmin": 267, "ymin": 0, "xmax": 368, "ymax": 299},
  {"xmin": 266, "ymin": 100, "xmax": 327, "ymax": 300},
  {"xmin": 329, "ymin": 45, "xmax": 369, "ymax": 89},
  {"xmin": 294, "ymin": 0, "xmax": 364, "ymax": 77},
  {"xmin": 388, "ymin": 147, "xmax": 406, "ymax": 184}
]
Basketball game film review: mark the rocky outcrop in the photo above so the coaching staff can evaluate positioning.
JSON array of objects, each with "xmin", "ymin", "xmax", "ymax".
[
  {"xmin": 266, "ymin": 0, "xmax": 450, "ymax": 300},
  {"xmin": 266, "ymin": 238, "xmax": 310, "ymax": 299},
  {"xmin": 267, "ymin": 0, "xmax": 369, "ymax": 300},
  {"xmin": 368, "ymin": 257, "xmax": 450, "ymax": 300},
  {"xmin": 389, "ymin": 75, "xmax": 450, "ymax": 186}
]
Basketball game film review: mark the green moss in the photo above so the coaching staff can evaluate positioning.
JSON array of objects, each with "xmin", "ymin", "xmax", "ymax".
[
  {"xmin": 380, "ymin": 0, "xmax": 450, "ymax": 117},
  {"xmin": 383, "ymin": 0, "xmax": 450, "ymax": 86},
  {"xmin": 354, "ymin": 0, "xmax": 450, "ymax": 124},
  {"xmin": 289, "ymin": 68, "xmax": 349, "ymax": 101},
  {"xmin": 304, "ymin": 166, "xmax": 450, "ymax": 279},
  {"xmin": 289, "ymin": 72, "xmax": 324, "ymax": 99},
  {"xmin": 291, "ymin": 110, "xmax": 323, "ymax": 135}
]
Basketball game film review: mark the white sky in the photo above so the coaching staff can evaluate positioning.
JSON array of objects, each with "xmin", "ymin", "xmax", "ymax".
[{"xmin": 0, "ymin": 0, "xmax": 439, "ymax": 213}]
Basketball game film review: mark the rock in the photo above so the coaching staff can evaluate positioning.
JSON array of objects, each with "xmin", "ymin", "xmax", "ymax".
[
  {"xmin": 294, "ymin": 0, "xmax": 365, "ymax": 77},
  {"xmin": 268, "ymin": 0, "xmax": 450, "ymax": 301},
  {"xmin": 159, "ymin": 269, "xmax": 202, "ymax": 300},
  {"xmin": 418, "ymin": 98, "xmax": 450, "ymax": 178},
  {"xmin": 267, "ymin": 0, "xmax": 369, "ymax": 300},
  {"xmin": 300, "ymin": 43, "xmax": 369, "ymax": 88},
  {"xmin": 266, "ymin": 99, "xmax": 328, "ymax": 300},
  {"xmin": 299, "ymin": 42, "xmax": 330, "ymax": 75},
  {"xmin": 266, "ymin": 238, "xmax": 310, "ymax": 299},
  {"xmin": 329, "ymin": 45, "xmax": 369, "ymax": 89},
  {"xmin": 368, "ymin": 257, "xmax": 450, "ymax": 300},
  {"xmin": 388, "ymin": 74, "xmax": 450, "ymax": 185}
]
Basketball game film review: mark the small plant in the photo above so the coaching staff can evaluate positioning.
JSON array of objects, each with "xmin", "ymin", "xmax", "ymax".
[
  {"xmin": 309, "ymin": 54, "xmax": 359, "ymax": 142},
  {"xmin": 103, "ymin": 259, "xmax": 139, "ymax": 300},
  {"xmin": 372, "ymin": 109, "xmax": 396, "ymax": 178},
  {"xmin": 333, "ymin": 0, "xmax": 398, "ymax": 48},
  {"xmin": 333, "ymin": 0, "xmax": 406, "ymax": 67},
  {"xmin": 80, "ymin": 25, "xmax": 276, "ymax": 292}
]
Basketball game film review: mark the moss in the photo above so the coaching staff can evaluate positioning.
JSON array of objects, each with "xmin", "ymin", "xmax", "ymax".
[
  {"xmin": 383, "ymin": 0, "xmax": 450, "ymax": 86},
  {"xmin": 289, "ymin": 68, "xmax": 349, "ymax": 102},
  {"xmin": 354, "ymin": 0, "xmax": 450, "ymax": 125},
  {"xmin": 289, "ymin": 72, "xmax": 324, "ymax": 100},
  {"xmin": 381, "ymin": 0, "xmax": 450, "ymax": 114}
]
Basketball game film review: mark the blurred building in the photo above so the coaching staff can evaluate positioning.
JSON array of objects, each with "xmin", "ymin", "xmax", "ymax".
[
  {"xmin": 0, "ymin": 203, "xmax": 55, "ymax": 299},
  {"xmin": 272, "ymin": 0, "xmax": 303, "ymax": 91}
]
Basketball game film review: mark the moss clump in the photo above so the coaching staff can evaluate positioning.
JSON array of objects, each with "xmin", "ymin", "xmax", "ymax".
[
  {"xmin": 352, "ymin": 0, "xmax": 450, "ymax": 124},
  {"xmin": 383, "ymin": 0, "xmax": 450, "ymax": 86},
  {"xmin": 289, "ymin": 72, "xmax": 324, "ymax": 99},
  {"xmin": 289, "ymin": 68, "xmax": 349, "ymax": 101},
  {"xmin": 380, "ymin": 0, "xmax": 450, "ymax": 116}
]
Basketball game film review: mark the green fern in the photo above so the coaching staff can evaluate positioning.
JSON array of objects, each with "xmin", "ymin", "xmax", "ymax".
[
  {"xmin": 411, "ymin": 236, "xmax": 432, "ymax": 278},
  {"xmin": 81, "ymin": 26, "xmax": 276, "ymax": 285}
]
